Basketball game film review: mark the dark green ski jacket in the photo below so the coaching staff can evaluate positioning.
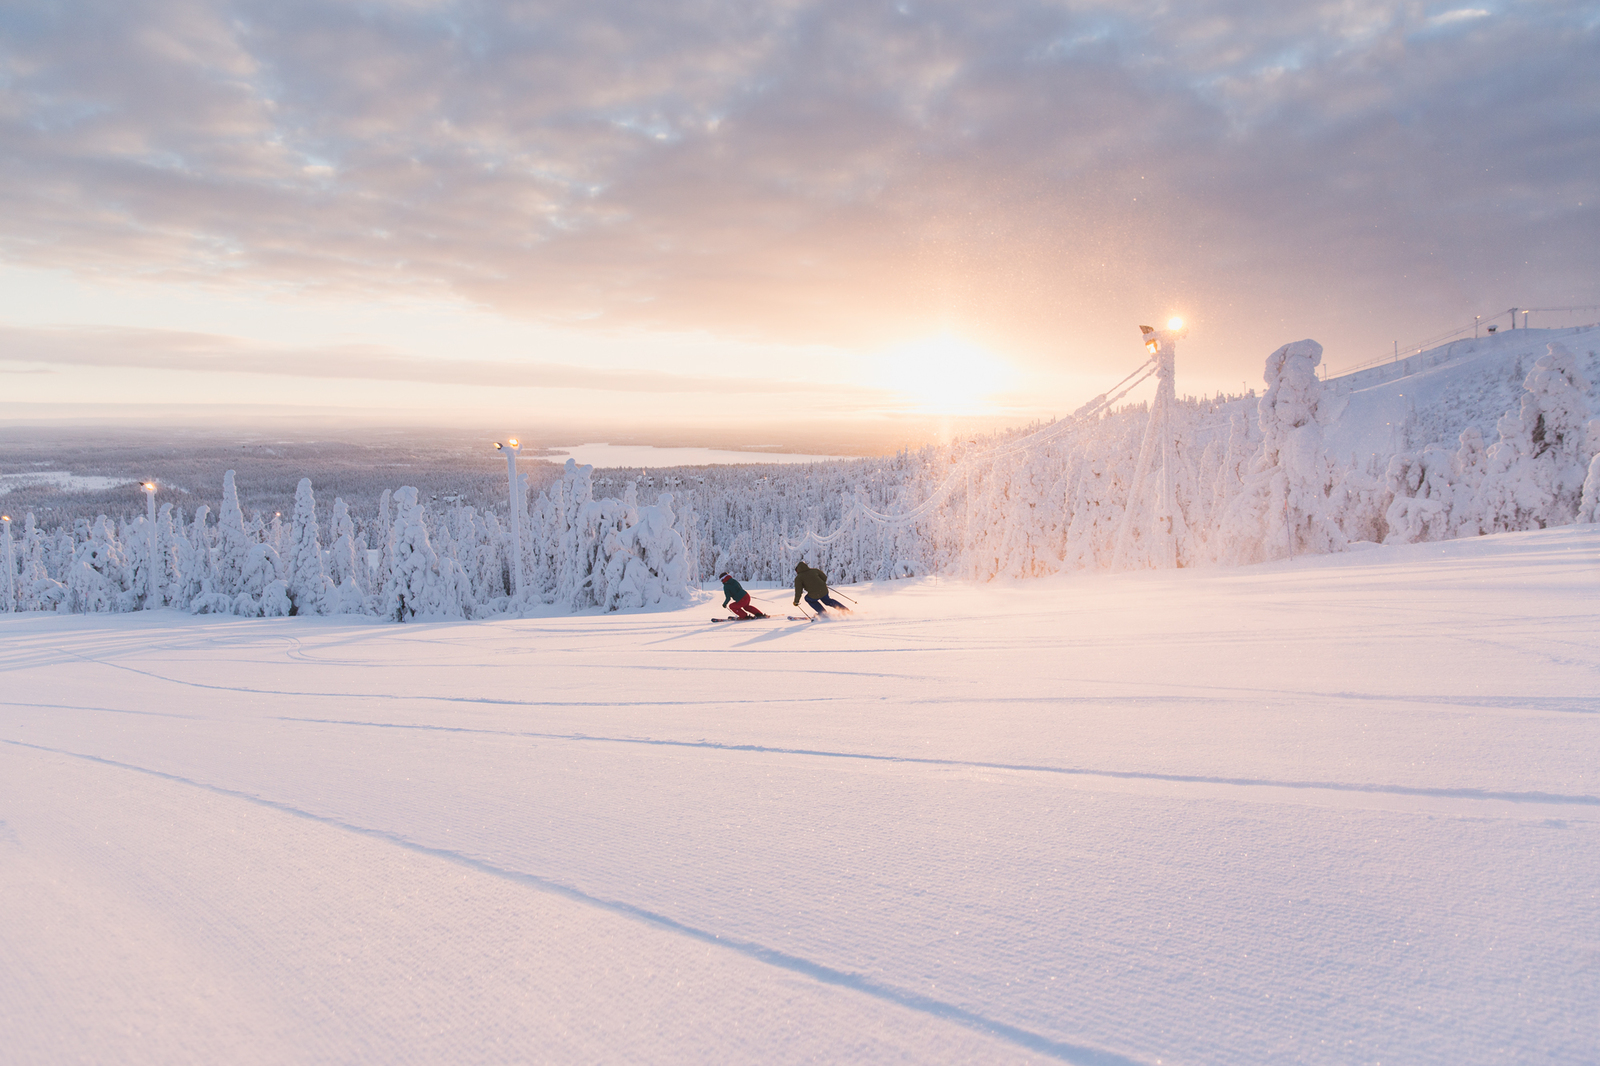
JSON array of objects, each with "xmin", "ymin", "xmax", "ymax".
[
  {"xmin": 793, "ymin": 564, "xmax": 828, "ymax": 604},
  {"xmin": 720, "ymin": 576, "xmax": 748, "ymax": 606}
]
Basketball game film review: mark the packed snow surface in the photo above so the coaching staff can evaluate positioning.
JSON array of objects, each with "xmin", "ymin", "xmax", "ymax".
[{"xmin": 2, "ymin": 527, "xmax": 1597, "ymax": 1065}]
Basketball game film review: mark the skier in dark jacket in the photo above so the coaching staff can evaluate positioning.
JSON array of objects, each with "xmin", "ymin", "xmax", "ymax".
[
  {"xmin": 793, "ymin": 561, "xmax": 849, "ymax": 615},
  {"xmin": 720, "ymin": 572, "xmax": 767, "ymax": 618}
]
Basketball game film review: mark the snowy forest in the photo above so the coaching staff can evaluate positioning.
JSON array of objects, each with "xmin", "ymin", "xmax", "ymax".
[{"xmin": 4, "ymin": 330, "xmax": 1598, "ymax": 620}]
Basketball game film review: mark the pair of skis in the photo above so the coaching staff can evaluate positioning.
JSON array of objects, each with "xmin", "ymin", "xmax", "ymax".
[{"xmin": 710, "ymin": 614, "xmax": 816, "ymax": 623}]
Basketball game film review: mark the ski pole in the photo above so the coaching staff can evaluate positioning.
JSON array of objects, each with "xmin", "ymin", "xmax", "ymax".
[
  {"xmin": 750, "ymin": 593, "xmax": 786, "ymax": 615},
  {"xmin": 830, "ymin": 589, "xmax": 858, "ymax": 604}
]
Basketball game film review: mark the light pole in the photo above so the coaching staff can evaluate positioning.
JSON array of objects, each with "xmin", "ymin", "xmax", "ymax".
[
  {"xmin": 1115, "ymin": 317, "xmax": 1186, "ymax": 570},
  {"xmin": 494, "ymin": 439, "xmax": 525, "ymax": 601},
  {"xmin": 1, "ymin": 513, "xmax": 14, "ymax": 613},
  {"xmin": 142, "ymin": 481, "xmax": 158, "ymax": 609}
]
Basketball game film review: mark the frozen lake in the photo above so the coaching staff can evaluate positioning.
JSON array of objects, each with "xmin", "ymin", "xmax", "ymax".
[{"xmin": 544, "ymin": 442, "xmax": 850, "ymax": 468}]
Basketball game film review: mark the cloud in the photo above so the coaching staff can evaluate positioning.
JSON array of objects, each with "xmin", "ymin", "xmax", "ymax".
[
  {"xmin": 0, "ymin": 0, "xmax": 1595, "ymax": 367},
  {"xmin": 0, "ymin": 323, "xmax": 884, "ymax": 398},
  {"xmin": 1428, "ymin": 9, "xmax": 1493, "ymax": 28}
]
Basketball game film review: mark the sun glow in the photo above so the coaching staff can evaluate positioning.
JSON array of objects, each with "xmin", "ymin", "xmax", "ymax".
[
  {"xmin": 880, "ymin": 333, "xmax": 1018, "ymax": 415},
  {"xmin": 1167, "ymin": 316, "xmax": 1184, "ymax": 330}
]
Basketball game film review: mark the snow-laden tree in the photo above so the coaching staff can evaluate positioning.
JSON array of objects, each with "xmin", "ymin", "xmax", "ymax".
[
  {"xmin": 1383, "ymin": 445, "xmax": 1455, "ymax": 544},
  {"xmin": 1447, "ymin": 429, "xmax": 1490, "ymax": 538},
  {"xmin": 1475, "ymin": 344, "xmax": 1594, "ymax": 531},
  {"xmin": 601, "ymin": 492, "xmax": 692, "ymax": 610},
  {"xmin": 380, "ymin": 486, "xmax": 464, "ymax": 621},
  {"xmin": 237, "ymin": 542, "xmax": 290, "ymax": 617},
  {"xmin": 67, "ymin": 516, "xmax": 135, "ymax": 613},
  {"xmin": 325, "ymin": 496, "xmax": 370, "ymax": 614},
  {"xmin": 1579, "ymin": 419, "xmax": 1600, "ymax": 524},
  {"xmin": 286, "ymin": 478, "xmax": 334, "ymax": 617},
  {"xmin": 184, "ymin": 505, "xmax": 235, "ymax": 614},
  {"xmin": 151, "ymin": 503, "xmax": 185, "ymax": 608},
  {"xmin": 214, "ymin": 471, "xmax": 254, "ymax": 603},
  {"xmin": 16, "ymin": 514, "xmax": 65, "ymax": 612},
  {"xmin": 372, "ymin": 488, "xmax": 394, "ymax": 601},
  {"xmin": 1219, "ymin": 340, "xmax": 1345, "ymax": 564}
]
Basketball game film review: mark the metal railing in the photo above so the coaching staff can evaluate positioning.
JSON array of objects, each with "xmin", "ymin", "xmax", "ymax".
[{"xmin": 1325, "ymin": 305, "xmax": 1600, "ymax": 380}]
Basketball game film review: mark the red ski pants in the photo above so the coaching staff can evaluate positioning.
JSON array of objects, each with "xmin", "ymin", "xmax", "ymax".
[{"xmin": 728, "ymin": 594, "xmax": 760, "ymax": 618}]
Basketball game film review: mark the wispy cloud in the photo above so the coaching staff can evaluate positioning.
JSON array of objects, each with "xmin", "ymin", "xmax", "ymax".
[
  {"xmin": 0, "ymin": 0, "xmax": 1594, "ymax": 364},
  {"xmin": 1428, "ymin": 9, "xmax": 1493, "ymax": 28},
  {"xmin": 0, "ymin": 324, "xmax": 885, "ymax": 398}
]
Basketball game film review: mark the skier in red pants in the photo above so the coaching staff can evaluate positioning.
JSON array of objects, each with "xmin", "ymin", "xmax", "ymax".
[{"xmin": 720, "ymin": 572, "xmax": 767, "ymax": 618}]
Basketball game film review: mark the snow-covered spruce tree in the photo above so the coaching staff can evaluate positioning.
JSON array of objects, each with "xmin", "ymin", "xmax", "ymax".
[
  {"xmin": 1383, "ymin": 445, "xmax": 1455, "ymax": 544},
  {"xmin": 152, "ymin": 503, "xmax": 186, "ymax": 609},
  {"xmin": 1447, "ymin": 428, "xmax": 1490, "ymax": 538},
  {"xmin": 237, "ymin": 541, "xmax": 290, "ymax": 617},
  {"xmin": 213, "ymin": 470, "xmax": 254, "ymax": 605},
  {"xmin": 453, "ymin": 506, "xmax": 510, "ymax": 608},
  {"xmin": 553, "ymin": 460, "xmax": 597, "ymax": 610},
  {"xmin": 1218, "ymin": 340, "xmax": 1344, "ymax": 564},
  {"xmin": 17, "ymin": 514, "xmax": 65, "ymax": 612},
  {"xmin": 1476, "ymin": 343, "xmax": 1594, "ymax": 531},
  {"xmin": 325, "ymin": 497, "xmax": 371, "ymax": 614},
  {"xmin": 1206, "ymin": 413, "xmax": 1253, "ymax": 554},
  {"xmin": 67, "ymin": 516, "xmax": 135, "ymax": 613},
  {"xmin": 286, "ymin": 478, "xmax": 334, "ymax": 617},
  {"xmin": 379, "ymin": 487, "xmax": 463, "ymax": 621},
  {"xmin": 183, "ymin": 505, "xmax": 234, "ymax": 614},
  {"xmin": 1326, "ymin": 453, "xmax": 1388, "ymax": 545},
  {"xmin": 629, "ymin": 492, "xmax": 692, "ymax": 606},
  {"xmin": 372, "ymin": 488, "xmax": 394, "ymax": 601},
  {"xmin": 594, "ymin": 501, "xmax": 643, "ymax": 611},
  {"xmin": 1579, "ymin": 419, "xmax": 1600, "ymax": 524}
]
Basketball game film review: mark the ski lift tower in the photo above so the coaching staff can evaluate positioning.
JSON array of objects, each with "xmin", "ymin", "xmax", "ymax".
[
  {"xmin": 1112, "ymin": 318, "xmax": 1188, "ymax": 570},
  {"xmin": 494, "ymin": 439, "xmax": 526, "ymax": 601}
]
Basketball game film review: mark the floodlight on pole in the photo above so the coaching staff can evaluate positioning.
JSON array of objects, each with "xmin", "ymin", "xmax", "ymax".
[
  {"xmin": 143, "ymin": 481, "xmax": 158, "ymax": 610},
  {"xmin": 1114, "ymin": 318, "xmax": 1188, "ymax": 572},
  {"xmin": 1, "ymin": 513, "xmax": 13, "ymax": 614},
  {"xmin": 495, "ymin": 440, "xmax": 526, "ymax": 601}
]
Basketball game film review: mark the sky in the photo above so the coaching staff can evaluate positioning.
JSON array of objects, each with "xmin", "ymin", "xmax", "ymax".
[{"xmin": 1, "ymin": 0, "xmax": 1596, "ymax": 449}]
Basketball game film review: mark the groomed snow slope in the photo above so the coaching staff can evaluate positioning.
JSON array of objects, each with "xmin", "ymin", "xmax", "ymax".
[
  {"xmin": 2, "ymin": 527, "xmax": 1597, "ymax": 1065},
  {"xmin": 1322, "ymin": 324, "xmax": 1600, "ymax": 463}
]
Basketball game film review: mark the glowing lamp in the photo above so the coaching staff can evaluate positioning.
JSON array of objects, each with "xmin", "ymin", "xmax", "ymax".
[
  {"xmin": 509, "ymin": 438, "xmax": 519, "ymax": 448},
  {"xmin": 495, "ymin": 442, "xmax": 504, "ymax": 451}
]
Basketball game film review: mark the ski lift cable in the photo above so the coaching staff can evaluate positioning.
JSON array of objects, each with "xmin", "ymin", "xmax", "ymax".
[
  {"xmin": 848, "ymin": 361, "xmax": 1157, "ymax": 529},
  {"xmin": 778, "ymin": 355, "xmax": 1159, "ymax": 551}
]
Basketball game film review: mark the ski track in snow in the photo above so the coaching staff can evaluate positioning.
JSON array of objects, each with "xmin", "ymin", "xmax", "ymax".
[
  {"xmin": 2, "ymin": 525, "xmax": 1598, "ymax": 1065},
  {"xmin": 1, "ymin": 739, "xmax": 1138, "ymax": 1066}
]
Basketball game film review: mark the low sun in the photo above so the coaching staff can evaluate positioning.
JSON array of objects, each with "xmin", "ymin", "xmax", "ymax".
[{"xmin": 881, "ymin": 333, "xmax": 1017, "ymax": 415}]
